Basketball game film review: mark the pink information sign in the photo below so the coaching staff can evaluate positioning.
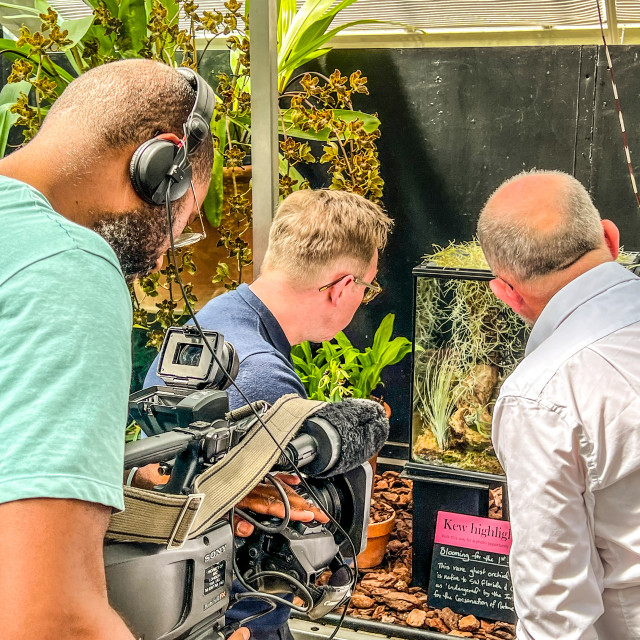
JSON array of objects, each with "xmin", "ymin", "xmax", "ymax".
[{"xmin": 434, "ymin": 511, "xmax": 512, "ymax": 555}]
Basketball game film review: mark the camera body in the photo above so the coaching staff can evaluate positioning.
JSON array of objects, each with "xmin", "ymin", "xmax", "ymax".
[
  {"xmin": 106, "ymin": 524, "xmax": 233, "ymax": 640},
  {"xmin": 105, "ymin": 327, "xmax": 372, "ymax": 640}
]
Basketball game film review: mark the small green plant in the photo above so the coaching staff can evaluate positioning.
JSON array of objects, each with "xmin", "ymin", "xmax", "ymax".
[
  {"xmin": 413, "ymin": 351, "xmax": 463, "ymax": 450},
  {"xmin": 291, "ymin": 313, "xmax": 412, "ymax": 402}
]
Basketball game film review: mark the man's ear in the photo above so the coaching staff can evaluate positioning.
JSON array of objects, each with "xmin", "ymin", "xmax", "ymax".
[
  {"xmin": 327, "ymin": 276, "xmax": 352, "ymax": 306},
  {"xmin": 601, "ymin": 219, "xmax": 620, "ymax": 260},
  {"xmin": 490, "ymin": 278, "xmax": 525, "ymax": 314}
]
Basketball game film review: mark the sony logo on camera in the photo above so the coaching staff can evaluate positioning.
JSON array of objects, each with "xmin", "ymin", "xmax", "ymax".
[{"xmin": 204, "ymin": 544, "xmax": 227, "ymax": 563}]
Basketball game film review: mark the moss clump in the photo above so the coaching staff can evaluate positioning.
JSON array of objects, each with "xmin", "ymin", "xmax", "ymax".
[{"xmin": 423, "ymin": 239, "xmax": 490, "ymax": 270}]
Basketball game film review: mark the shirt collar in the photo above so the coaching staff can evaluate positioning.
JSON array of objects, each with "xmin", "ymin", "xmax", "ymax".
[
  {"xmin": 526, "ymin": 262, "xmax": 635, "ymax": 356},
  {"xmin": 234, "ymin": 283, "xmax": 293, "ymax": 357}
]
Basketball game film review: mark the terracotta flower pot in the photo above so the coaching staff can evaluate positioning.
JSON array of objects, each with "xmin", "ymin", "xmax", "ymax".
[{"xmin": 356, "ymin": 509, "xmax": 397, "ymax": 569}]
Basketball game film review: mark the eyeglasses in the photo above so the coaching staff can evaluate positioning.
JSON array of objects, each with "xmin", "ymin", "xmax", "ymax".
[
  {"xmin": 318, "ymin": 275, "xmax": 382, "ymax": 304},
  {"xmin": 173, "ymin": 182, "xmax": 206, "ymax": 249}
]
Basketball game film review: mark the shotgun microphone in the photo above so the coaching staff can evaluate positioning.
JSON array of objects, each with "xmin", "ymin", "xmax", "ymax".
[{"xmin": 274, "ymin": 398, "xmax": 389, "ymax": 478}]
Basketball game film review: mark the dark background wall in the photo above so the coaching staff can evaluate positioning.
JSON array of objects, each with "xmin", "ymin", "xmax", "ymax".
[{"xmin": 303, "ymin": 46, "xmax": 640, "ymax": 450}]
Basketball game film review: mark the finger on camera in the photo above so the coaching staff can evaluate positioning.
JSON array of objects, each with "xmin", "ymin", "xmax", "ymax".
[
  {"xmin": 233, "ymin": 516, "xmax": 254, "ymax": 537},
  {"xmin": 272, "ymin": 472, "xmax": 300, "ymax": 486}
]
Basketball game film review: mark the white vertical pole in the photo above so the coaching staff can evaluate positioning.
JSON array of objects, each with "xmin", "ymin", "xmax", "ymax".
[{"xmin": 250, "ymin": 0, "xmax": 279, "ymax": 275}]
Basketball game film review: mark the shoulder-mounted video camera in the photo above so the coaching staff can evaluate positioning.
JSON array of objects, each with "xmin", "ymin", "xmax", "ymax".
[{"xmin": 105, "ymin": 327, "xmax": 375, "ymax": 640}]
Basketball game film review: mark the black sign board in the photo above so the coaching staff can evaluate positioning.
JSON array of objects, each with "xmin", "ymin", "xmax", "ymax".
[{"xmin": 428, "ymin": 511, "xmax": 516, "ymax": 623}]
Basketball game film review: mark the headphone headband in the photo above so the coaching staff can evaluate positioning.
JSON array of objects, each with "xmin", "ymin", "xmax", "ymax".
[
  {"xmin": 129, "ymin": 67, "xmax": 215, "ymax": 206},
  {"xmin": 176, "ymin": 67, "xmax": 215, "ymax": 155}
]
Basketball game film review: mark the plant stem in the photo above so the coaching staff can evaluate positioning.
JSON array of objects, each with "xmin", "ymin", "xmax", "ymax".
[
  {"xmin": 34, "ymin": 54, "xmax": 42, "ymax": 125},
  {"xmin": 70, "ymin": 46, "xmax": 84, "ymax": 73}
]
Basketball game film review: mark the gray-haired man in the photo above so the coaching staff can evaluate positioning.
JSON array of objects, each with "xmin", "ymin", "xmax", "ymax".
[{"xmin": 477, "ymin": 169, "xmax": 640, "ymax": 639}]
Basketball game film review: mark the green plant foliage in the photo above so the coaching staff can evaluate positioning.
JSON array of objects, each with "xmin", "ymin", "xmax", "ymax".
[
  {"xmin": 291, "ymin": 313, "xmax": 412, "ymax": 402},
  {"xmin": 413, "ymin": 351, "xmax": 463, "ymax": 450}
]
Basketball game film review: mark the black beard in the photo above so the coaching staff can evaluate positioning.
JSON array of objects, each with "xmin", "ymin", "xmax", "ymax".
[{"xmin": 89, "ymin": 205, "xmax": 169, "ymax": 282}]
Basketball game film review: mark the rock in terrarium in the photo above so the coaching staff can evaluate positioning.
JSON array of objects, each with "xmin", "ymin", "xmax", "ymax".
[{"xmin": 411, "ymin": 241, "xmax": 529, "ymax": 476}]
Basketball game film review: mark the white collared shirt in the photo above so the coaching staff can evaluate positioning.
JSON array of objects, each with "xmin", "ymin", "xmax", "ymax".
[{"xmin": 494, "ymin": 262, "xmax": 640, "ymax": 639}]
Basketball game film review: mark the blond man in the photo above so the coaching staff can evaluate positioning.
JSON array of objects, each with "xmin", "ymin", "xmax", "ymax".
[
  {"xmin": 146, "ymin": 188, "xmax": 392, "ymax": 408},
  {"xmin": 144, "ymin": 188, "xmax": 392, "ymax": 640}
]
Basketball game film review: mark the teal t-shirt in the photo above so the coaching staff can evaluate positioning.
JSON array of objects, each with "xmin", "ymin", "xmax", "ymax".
[{"xmin": 0, "ymin": 176, "xmax": 131, "ymax": 511}]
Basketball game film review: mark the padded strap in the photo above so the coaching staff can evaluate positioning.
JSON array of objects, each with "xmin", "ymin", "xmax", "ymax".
[{"xmin": 106, "ymin": 395, "xmax": 324, "ymax": 548}]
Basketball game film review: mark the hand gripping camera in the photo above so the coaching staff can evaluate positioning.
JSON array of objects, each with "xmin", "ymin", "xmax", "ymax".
[{"xmin": 104, "ymin": 327, "xmax": 382, "ymax": 640}]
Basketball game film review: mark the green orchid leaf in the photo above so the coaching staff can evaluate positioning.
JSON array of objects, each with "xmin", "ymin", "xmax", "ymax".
[
  {"xmin": 384, "ymin": 338, "xmax": 413, "ymax": 366},
  {"xmin": 301, "ymin": 340, "xmax": 314, "ymax": 362},
  {"xmin": 0, "ymin": 1, "xmax": 39, "ymax": 12},
  {"xmin": 63, "ymin": 49, "xmax": 83, "ymax": 75},
  {"xmin": 280, "ymin": 109, "xmax": 380, "ymax": 142},
  {"xmin": 82, "ymin": 23, "xmax": 115, "ymax": 57},
  {"xmin": 0, "ymin": 37, "xmax": 78, "ymax": 82},
  {"xmin": 378, "ymin": 341, "xmax": 411, "ymax": 369},
  {"xmin": 291, "ymin": 354, "xmax": 311, "ymax": 376},
  {"xmin": 0, "ymin": 78, "xmax": 30, "ymax": 105},
  {"xmin": 0, "ymin": 80, "xmax": 30, "ymax": 157},
  {"xmin": 333, "ymin": 331, "xmax": 353, "ymax": 350},
  {"xmin": 0, "ymin": 12, "xmax": 43, "ymax": 19},
  {"xmin": 0, "ymin": 37, "xmax": 27, "ymax": 50},
  {"xmin": 161, "ymin": 0, "xmax": 180, "ymax": 24},
  {"xmin": 372, "ymin": 313, "xmax": 394, "ymax": 358},
  {"xmin": 203, "ymin": 115, "xmax": 227, "ymax": 226},
  {"xmin": 118, "ymin": 0, "xmax": 148, "ymax": 54}
]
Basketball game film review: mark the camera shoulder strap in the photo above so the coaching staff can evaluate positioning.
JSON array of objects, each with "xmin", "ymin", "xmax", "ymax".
[{"xmin": 105, "ymin": 394, "xmax": 325, "ymax": 549}]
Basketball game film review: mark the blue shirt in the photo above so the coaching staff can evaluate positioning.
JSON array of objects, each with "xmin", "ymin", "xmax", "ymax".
[
  {"xmin": 144, "ymin": 284, "xmax": 306, "ymax": 408},
  {"xmin": 493, "ymin": 262, "xmax": 640, "ymax": 639}
]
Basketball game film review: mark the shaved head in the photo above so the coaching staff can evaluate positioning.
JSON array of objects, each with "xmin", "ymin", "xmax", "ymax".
[
  {"xmin": 477, "ymin": 170, "xmax": 604, "ymax": 281},
  {"xmin": 32, "ymin": 59, "xmax": 214, "ymax": 280},
  {"xmin": 40, "ymin": 59, "xmax": 213, "ymax": 186}
]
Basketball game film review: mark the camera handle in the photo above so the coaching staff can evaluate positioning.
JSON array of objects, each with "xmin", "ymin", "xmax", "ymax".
[{"xmin": 108, "ymin": 395, "xmax": 324, "ymax": 547}]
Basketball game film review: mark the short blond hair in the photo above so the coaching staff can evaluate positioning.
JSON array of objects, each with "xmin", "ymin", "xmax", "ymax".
[{"xmin": 263, "ymin": 189, "xmax": 393, "ymax": 283}]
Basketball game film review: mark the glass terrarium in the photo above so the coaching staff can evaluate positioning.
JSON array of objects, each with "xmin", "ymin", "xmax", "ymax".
[{"xmin": 410, "ymin": 242, "xmax": 529, "ymax": 476}]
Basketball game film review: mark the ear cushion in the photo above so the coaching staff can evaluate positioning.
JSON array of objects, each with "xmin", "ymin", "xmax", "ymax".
[{"xmin": 130, "ymin": 138, "xmax": 193, "ymax": 205}]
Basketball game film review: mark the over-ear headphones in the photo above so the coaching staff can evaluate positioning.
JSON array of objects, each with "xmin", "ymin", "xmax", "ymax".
[{"xmin": 129, "ymin": 67, "xmax": 215, "ymax": 206}]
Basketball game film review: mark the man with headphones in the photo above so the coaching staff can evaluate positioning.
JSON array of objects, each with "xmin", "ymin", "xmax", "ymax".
[{"xmin": 0, "ymin": 59, "xmax": 249, "ymax": 640}]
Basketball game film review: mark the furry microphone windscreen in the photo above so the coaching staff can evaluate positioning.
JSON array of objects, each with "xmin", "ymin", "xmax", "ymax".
[{"xmin": 313, "ymin": 398, "xmax": 390, "ymax": 478}]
